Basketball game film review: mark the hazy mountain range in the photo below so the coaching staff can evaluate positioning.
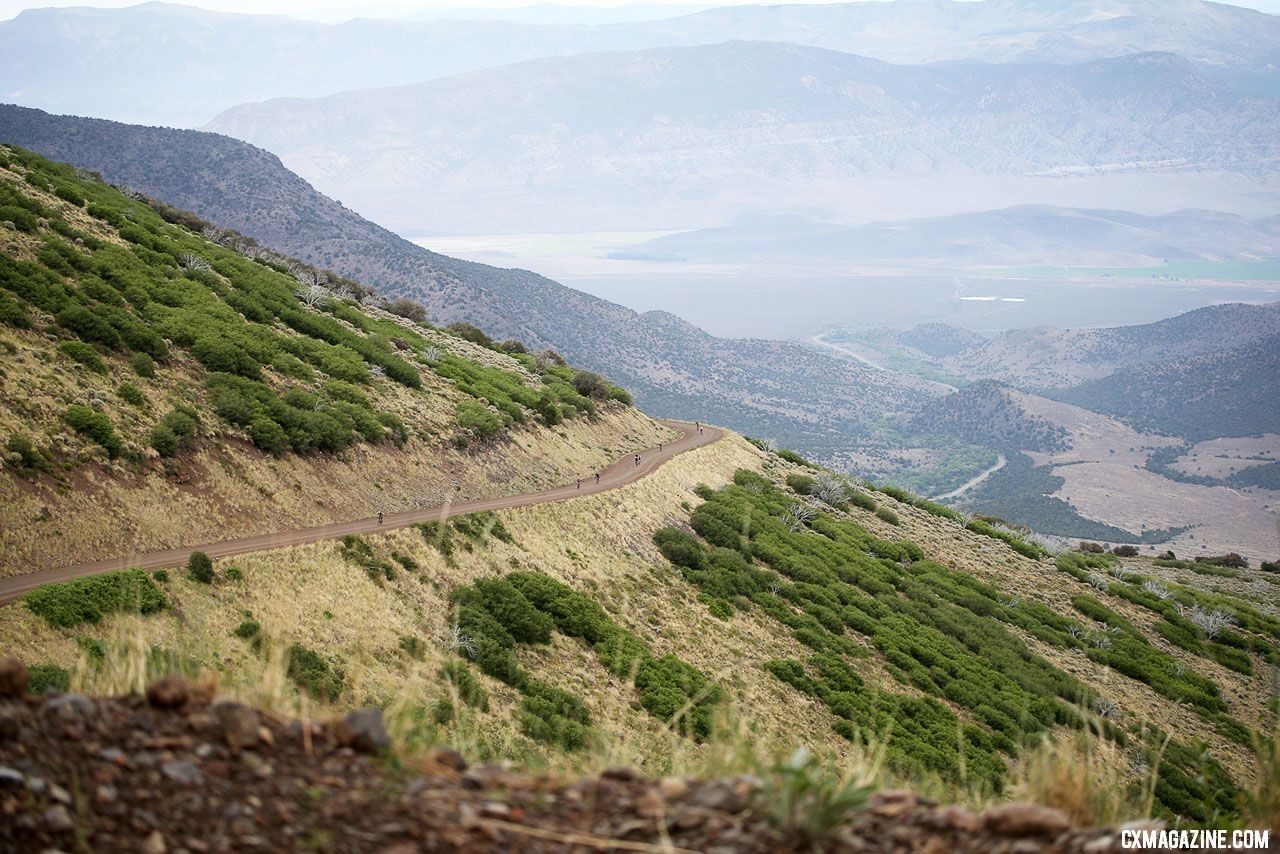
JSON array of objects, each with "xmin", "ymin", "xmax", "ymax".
[
  {"xmin": 3, "ymin": 0, "xmax": 1277, "ymax": 128},
  {"xmin": 612, "ymin": 207, "xmax": 1280, "ymax": 267},
  {"xmin": 203, "ymin": 42, "xmax": 1280, "ymax": 234}
]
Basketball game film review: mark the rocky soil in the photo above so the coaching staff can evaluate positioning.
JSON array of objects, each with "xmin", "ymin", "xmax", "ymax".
[{"xmin": 0, "ymin": 659, "xmax": 1131, "ymax": 852}]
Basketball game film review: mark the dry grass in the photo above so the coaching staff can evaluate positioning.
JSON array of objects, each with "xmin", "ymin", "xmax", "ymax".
[{"xmin": 1012, "ymin": 725, "xmax": 1163, "ymax": 828}]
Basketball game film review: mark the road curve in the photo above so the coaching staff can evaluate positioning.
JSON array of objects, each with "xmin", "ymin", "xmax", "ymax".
[
  {"xmin": 0, "ymin": 420, "xmax": 722, "ymax": 604},
  {"xmin": 931, "ymin": 453, "xmax": 1008, "ymax": 502}
]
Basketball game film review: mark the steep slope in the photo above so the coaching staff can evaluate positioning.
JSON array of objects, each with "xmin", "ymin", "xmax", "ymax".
[
  {"xmin": 0, "ymin": 105, "xmax": 936, "ymax": 457},
  {"xmin": 4, "ymin": 0, "xmax": 1278, "ymax": 128},
  {"xmin": 943, "ymin": 302, "xmax": 1280, "ymax": 390},
  {"xmin": 1, "ymin": 431, "xmax": 1274, "ymax": 829},
  {"xmin": 1051, "ymin": 332, "xmax": 1280, "ymax": 441},
  {"xmin": 617, "ymin": 206, "xmax": 1280, "ymax": 267},
  {"xmin": 0, "ymin": 146, "xmax": 667, "ymax": 575},
  {"xmin": 204, "ymin": 44, "xmax": 1280, "ymax": 232}
]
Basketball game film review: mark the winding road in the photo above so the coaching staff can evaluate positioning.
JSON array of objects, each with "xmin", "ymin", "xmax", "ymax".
[
  {"xmin": 0, "ymin": 420, "xmax": 721, "ymax": 604},
  {"xmin": 931, "ymin": 454, "xmax": 1007, "ymax": 501}
]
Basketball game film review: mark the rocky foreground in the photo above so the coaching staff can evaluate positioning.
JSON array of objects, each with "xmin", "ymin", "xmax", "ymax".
[{"xmin": 0, "ymin": 660, "xmax": 1132, "ymax": 852}]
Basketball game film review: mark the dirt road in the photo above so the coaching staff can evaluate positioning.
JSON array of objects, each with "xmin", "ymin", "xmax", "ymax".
[{"xmin": 0, "ymin": 420, "xmax": 721, "ymax": 604}]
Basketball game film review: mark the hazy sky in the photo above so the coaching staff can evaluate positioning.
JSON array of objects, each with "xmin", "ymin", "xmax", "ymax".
[
  {"xmin": 0, "ymin": 0, "xmax": 837, "ymax": 23},
  {"xmin": 2, "ymin": 0, "xmax": 1277, "ymax": 23}
]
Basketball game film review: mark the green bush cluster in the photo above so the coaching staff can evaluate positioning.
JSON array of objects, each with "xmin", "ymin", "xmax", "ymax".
[
  {"xmin": 5, "ymin": 434, "xmax": 47, "ymax": 471},
  {"xmin": 786, "ymin": 474, "xmax": 815, "ymax": 494},
  {"xmin": 441, "ymin": 661, "xmax": 488, "ymax": 711},
  {"xmin": 57, "ymin": 340, "xmax": 106, "ymax": 373},
  {"xmin": 287, "ymin": 642, "xmax": 344, "ymax": 702},
  {"xmin": 150, "ymin": 404, "xmax": 199, "ymax": 457},
  {"xmin": 451, "ymin": 571, "xmax": 719, "ymax": 747},
  {"xmin": 776, "ymin": 449, "xmax": 816, "ymax": 468},
  {"xmin": 63, "ymin": 405, "xmax": 121, "ymax": 458},
  {"xmin": 868, "ymin": 483, "xmax": 961, "ymax": 522},
  {"xmin": 26, "ymin": 664, "xmax": 70, "ymax": 695},
  {"xmin": 4, "ymin": 147, "xmax": 629, "ymax": 459},
  {"xmin": 964, "ymin": 518, "xmax": 1047, "ymax": 559},
  {"xmin": 117, "ymin": 382, "xmax": 145, "ymax": 407},
  {"xmin": 667, "ymin": 472, "xmax": 1241, "ymax": 817},
  {"xmin": 24, "ymin": 568, "xmax": 167, "ymax": 627}
]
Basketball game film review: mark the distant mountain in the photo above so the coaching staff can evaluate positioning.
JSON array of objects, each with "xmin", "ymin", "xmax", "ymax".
[
  {"xmin": 4, "ymin": 0, "xmax": 1278, "ymax": 128},
  {"xmin": 0, "ymin": 3, "xmax": 670, "ymax": 127},
  {"xmin": 943, "ymin": 302, "xmax": 1280, "ymax": 390},
  {"xmin": 205, "ymin": 43, "xmax": 1280, "ymax": 233},
  {"xmin": 1051, "ymin": 332, "xmax": 1280, "ymax": 441},
  {"xmin": 614, "ymin": 207, "xmax": 1280, "ymax": 267},
  {"xmin": 0, "ymin": 104, "xmax": 934, "ymax": 452},
  {"xmin": 631, "ymin": 0, "xmax": 1280, "ymax": 74}
]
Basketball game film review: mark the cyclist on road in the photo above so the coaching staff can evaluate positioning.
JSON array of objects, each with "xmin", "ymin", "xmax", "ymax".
[
  {"xmin": 377, "ymin": 511, "xmax": 384, "ymax": 525},
  {"xmin": 634, "ymin": 454, "xmax": 641, "ymax": 466},
  {"xmin": 576, "ymin": 478, "xmax": 581, "ymax": 489},
  {"xmin": 595, "ymin": 473, "xmax": 600, "ymax": 485}
]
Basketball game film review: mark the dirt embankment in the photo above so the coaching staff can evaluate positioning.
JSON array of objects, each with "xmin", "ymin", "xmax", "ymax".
[{"xmin": 0, "ymin": 661, "xmax": 1132, "ymax": 853}]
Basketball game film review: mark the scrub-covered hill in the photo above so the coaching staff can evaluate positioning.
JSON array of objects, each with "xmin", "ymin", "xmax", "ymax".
[{"xmin": 0, "ymin": 146, "xmax": 662, "ymax": 575}]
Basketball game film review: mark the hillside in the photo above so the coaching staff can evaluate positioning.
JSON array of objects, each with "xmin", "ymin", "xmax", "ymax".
[
  {"xmin": 908, "ymin": 381, "xmax": 1069, "ymax": 454},
  {"xmin": 3, "ymin": 0, "xmax": 1277, "ymax": 128},
  {"xmin": 942, "ymin": 302, "xmax": 1280, "ymax": 390},
  {"xmin": 204, "ymin": 44, "xmax": 1280, "ymax": 233},
  {"xmin": 0, "ymin": 145, "xmax": 668, "ymax": 574},
  {"xmin": 1051, "ymin": 333, "xmax": 1280, "ymax": 442},
  {"xmin": 0, "ymin": 105, "xmax": 935, "ymax": 458},
  {"xmin": 2, "ymin": 423, "xmax": 1277, "ymax": 834}
]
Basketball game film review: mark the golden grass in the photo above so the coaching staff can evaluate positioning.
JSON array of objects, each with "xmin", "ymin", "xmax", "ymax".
[{"xmin": 1011, "ymin": 725, "xmax": 1163, "ymax": 828}]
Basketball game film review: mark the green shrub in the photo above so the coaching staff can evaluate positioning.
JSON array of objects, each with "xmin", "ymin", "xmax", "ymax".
[
  {"xmin": 149, "ymin": 424, "xmax": 178, "ymax": 457},
  {"xmin": 57, "ymin": 340, "xmax": 106, "ymax": 373},
  {"xmin": 456, "ymin": 401, "xmax": 503, "ymax": 439},
  {"xmin": 63, "ymin": 405, "xmax": 121, "ymax": 458},
  {"xmin": 224, "ymin": 566, "xmax": 244, "ymax": 582},
  {"xmin": 233, "ymin": 619, "xmax": 261, "ymax": 640},
  {"xmin": 287, "ymin": 643, "xmax": 344, "ymax": 701},
  {"xmin": 441, "ymin": 661, "xmax": 488, "ymax": 710},
  {"xmin": 653, "ymin": 527, "xmax": 705, "ymax": 569},
  {"xmin": 786, "ymin": 474, "xmax": 815, "ymax": 495},
  {"xmin": 5, "ymin": 434, "xmax": 46, "ymax": 471},
  {"xmin": 24, "ymin": 568, "xmax": 167, "ymax": 627},
  {"xmin": 874, "ymin": 506, "xmax": 901, "ymax": 526},
  {"xmin": 848, "ymin": 491, "xmax": 876, "ymax": 512},
  {"xmin": 117, "ymin": 382, "xmax": 145, "ymax": 407},
  {"xmin": 152, "ymin": 569, "xmax": 169, "ymax": 583},
  {"xmin": 777, "ymin": 449, "xmax": 816, "ymax": 468},
  {"xmin": 186, "ymin": 551, "xmax": 215, "ymax": 584},
  {"xmin": 130, "ymin": 352, "xmax": 156, "ymax": 378},
  {"xmin": 27, "ymin": 664, "xmax": 70, "ymax": 695}
]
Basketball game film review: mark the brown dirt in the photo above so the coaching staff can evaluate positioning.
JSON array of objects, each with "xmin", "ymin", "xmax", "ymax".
[{"xmin": 0, "ymin": 672, "xmax": 1125, "ymax": 853}]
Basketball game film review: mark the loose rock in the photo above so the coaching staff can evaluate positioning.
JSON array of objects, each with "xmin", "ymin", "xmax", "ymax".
[
  {"xmin": 0, "ymin": 658, "xmax": 27, "ymax": 698},
  {"xmin": 337, "ymin": 708, "xmax": 389, "ymax": 754},
  {"xmin": 146, "ymin": 677, "xmax": 191, "ymax": 710},
  {"xmin": 984, "ymin": 803, "xmax": 1071, "ymax": 838},
  {"xmin": 214, "ymin": 702, "xmax": 259, "ymax": 750}
]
